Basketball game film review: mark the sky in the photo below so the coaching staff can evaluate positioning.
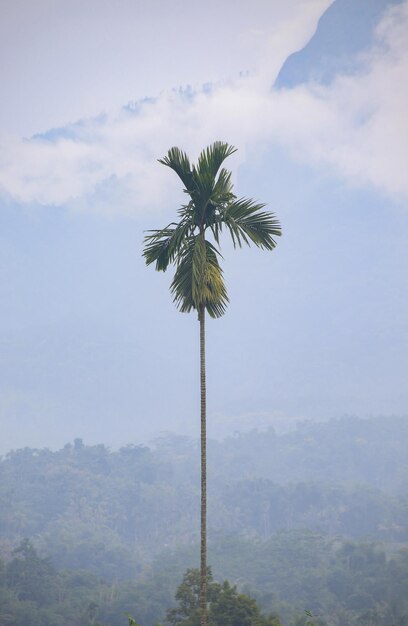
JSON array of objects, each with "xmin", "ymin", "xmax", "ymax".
[{"xmin": 0, "ymin": 0, "xmax": 407, "ymax": 452}]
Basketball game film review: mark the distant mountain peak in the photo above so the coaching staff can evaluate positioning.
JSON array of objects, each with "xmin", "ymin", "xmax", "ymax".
[{"xmin": 275, "ymin": 0, "xmax": 402, "ymax": 88}]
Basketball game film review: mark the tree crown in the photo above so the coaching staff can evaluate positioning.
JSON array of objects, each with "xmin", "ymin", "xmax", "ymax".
[{"xmin": 143, "ymin": 141, "xmax": 281, "ymax": 318}]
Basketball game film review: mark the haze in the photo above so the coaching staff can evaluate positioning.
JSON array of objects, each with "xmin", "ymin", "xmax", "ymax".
[{"xmin": 0, "ymin": 0, "xmax": 407, "ymax": 453}]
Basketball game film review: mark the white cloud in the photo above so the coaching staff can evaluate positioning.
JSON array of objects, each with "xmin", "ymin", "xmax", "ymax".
[
  {"xmin": 0, "ymin": 0, "xmax": 406, "ymax": 212},
  {"xmin": 0, "ymin": 0, "xmax": 331, "ymax": 137},
  {"xmin": 273, "ymin": 1, "xmax": 408, "ymax": 200}
]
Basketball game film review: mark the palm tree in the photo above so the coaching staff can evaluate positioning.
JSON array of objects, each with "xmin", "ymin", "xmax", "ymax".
[{"xmin": 143, "ymin": 141, "xmax": 281, "ymax": 626}]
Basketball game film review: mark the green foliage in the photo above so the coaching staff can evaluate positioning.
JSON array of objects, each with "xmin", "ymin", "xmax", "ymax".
[
  {"xmin": 166, "ymin": 568, "xmax": 281, "ymax": 626},
  {"xmin": 1, "ymin": 523, "xmax": 408, "ymax": 625},
  {"xmin": 144, "ymin": 141, "xmax": 281, "ymax": 317},
  {"xmin": 1, "ymin": 419, "xmax": 408, "ymax": 575},
  {"xmin": 1, "ymin": 417, "xmax": 408, "ymax": 624},
  {"xmin": 6, "ymin": 538, "xmax": 57, "ymax": 606},
  {"xmin": 0, "ymin": 539, "xmax": 104, "ymax": 625}
]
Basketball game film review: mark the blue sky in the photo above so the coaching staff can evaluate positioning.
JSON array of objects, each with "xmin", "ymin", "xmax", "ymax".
[{"xmin": 0, "ymin": 0, "xmax": 407, "ymax": 452}]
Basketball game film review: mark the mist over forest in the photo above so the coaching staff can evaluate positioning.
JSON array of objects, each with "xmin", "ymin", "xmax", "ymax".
[{"xmin": 1, "ymin": 416, "xmax": 408, "ymax": 625}]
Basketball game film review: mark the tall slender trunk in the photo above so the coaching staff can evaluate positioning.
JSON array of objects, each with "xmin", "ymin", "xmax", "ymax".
[{"xmin": 199, "ymin": 304, "xmax": 207, "ymax": 626}]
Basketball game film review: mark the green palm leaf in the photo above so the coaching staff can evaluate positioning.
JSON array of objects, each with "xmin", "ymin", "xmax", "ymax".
[
  {"xmin": 170, "ymin": 237, "xmax": 228, "ymax": 318},
  {"xmin": 144, "ymin": 140, "xmax": 281, "ymax": 315},
  {"xmin": 158, "ymin": 147, "xmax": 194, "ymax": 192},
  {"xmin": 212, "ymin": 168, "xmax": 234, "ymax": 203},
  {"xmin": 192, "ymin": 142, "xmax": 237, "ymax": 222},
  {"xmin": 196, "ymin": 141, "xmax": 237, "ymax": 181},
  {"xmin": 143, "ymin": 219, "xmax": 192, "ymax": 271},
  {"xmin": 223, "ymin": 198, "xmax": 281, "ymax": 250}
]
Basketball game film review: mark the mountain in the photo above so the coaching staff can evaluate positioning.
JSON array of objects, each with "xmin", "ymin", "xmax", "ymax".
[{"xmin": 275, "ymin": 0, "xmax": 402, "ymax": 88}]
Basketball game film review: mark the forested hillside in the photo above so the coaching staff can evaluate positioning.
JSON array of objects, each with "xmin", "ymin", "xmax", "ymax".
[{"xmin": 1, "ymin": 416, "xmax": 408, "ymax": 625}]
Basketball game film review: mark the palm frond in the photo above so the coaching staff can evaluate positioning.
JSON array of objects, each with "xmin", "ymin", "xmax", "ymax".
[
  {"xmin": 191, "ymin": 142, "xmax": 237, "ymax": 221},
  {"xmin": 145, "ymin": 142, "xmax": 281, "ymax": 317},
  {"xmin": 207, "ymin": 168, "xmax": 236, "ymax": 243},
  {"xmin": 170, "ymin": 237, "xmax": 228, "ymax": 318},
  {"xmin": 202, "ymin": 241, "xmax": 229, "ymax": 319},
  {"xmin": 223, "ymin": 198, "xmax": 282, "ymax": 250},
  {"xmin": 191, "ymin": 166, "xmax": 214, "ymax": 219},
  {"xmin": 143, "ymin": 220, "xmax": 192, "ymax": 271},
  {"xmin": 212, "ymin": 168, "xmax": 235, "ymax": 204},
  {"xmin": 158, "ymin": 147, "xmax": 194, "ymax": 192},
  {"xmin": 196, "ymin": 142, "xmax": 237, "ymax": 181}
]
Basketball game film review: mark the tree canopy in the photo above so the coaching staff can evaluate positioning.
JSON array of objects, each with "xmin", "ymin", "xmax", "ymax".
[{"xmin": 143, "ymin": 141, "xmax": 281, "ymax": 317}]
